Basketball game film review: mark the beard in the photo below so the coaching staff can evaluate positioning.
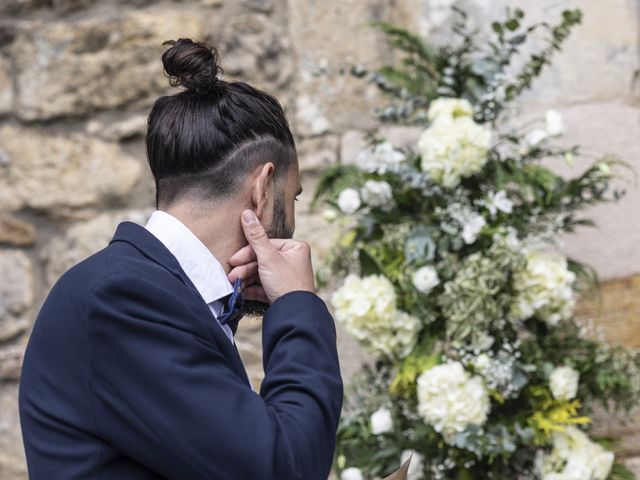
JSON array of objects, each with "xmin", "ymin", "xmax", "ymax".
[{"xmin": 242, "ymin": 191, "xmax": 293, "ymax": 318}]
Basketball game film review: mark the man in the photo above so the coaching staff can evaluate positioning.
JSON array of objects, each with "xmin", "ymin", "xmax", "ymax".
[{"xmin": 19, "ymin": 38, "xmax": 343, "ymax": 479}]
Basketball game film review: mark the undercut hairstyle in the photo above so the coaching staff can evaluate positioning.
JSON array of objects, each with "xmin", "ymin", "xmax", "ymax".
[{"xmin": 146, "ymin": 38, "xmax": 297, "ymax": 208}]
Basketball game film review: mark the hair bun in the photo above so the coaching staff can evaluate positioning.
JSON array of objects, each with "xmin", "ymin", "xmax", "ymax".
[{"xmin": 161, "ymin": 38, "xmax": 223, "ymax": 94}]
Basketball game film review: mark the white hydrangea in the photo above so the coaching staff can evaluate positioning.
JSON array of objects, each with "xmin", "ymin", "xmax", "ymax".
[
  {"xmin": 549, "ymin": 366, "xmax": 580, "ymax": 401},
  {"xmin": 360, "ymin": 180, "xmax": 394, "ymax": 209},
  {"xmin": 337, "ymin": 188, "xmax": 361, "ymax": 214},
  {"xmin": 535, "ymin": 427, "xmax": 614, "ymax": 480},
  {"xmin": 400, "ymin": 449, "xmax": 425, "ymax": 480},
  {"xmin": 370, "ymin": 407, "xmax": 393, "ymax": 435},
  {"xmin": 418, "ymin": 98, "xmax": 492, "ymax": 188},
  {"xmin": 412, "ymin": 265, "xmax": 439, "ymax": 294},
  {"xmin": 511, "ymin": 250, "xmax": 576, "ymax": 326},
  {"xmin": 356, "ymin": 141, "xmax": 406, "ymax": 174},
  {"xmin": 331, "ymin": 274, "xmax": 422, "ymax": 358},
  {"xmin": 341, "ymin": 467, "xmax": 364, "ymax": 480},
  {"xmin": 416, "ymin": 361, "xmax": 490, "ymax": 438}
]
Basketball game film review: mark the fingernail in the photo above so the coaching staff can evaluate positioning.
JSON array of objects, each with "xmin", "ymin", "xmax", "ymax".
[{"xmin": 242, "ymin": 210, "xmax": 257, "ymax": 224}]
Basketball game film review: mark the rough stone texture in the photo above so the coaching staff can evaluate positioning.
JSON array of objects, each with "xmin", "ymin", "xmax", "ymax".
[
  {"xmin": 86, "ymin": 113, "xmax": 148, "ymax": 142},
  {"xmin": 11, "ymin": 8, "xmax": 206, "ymax": 121},
  {"xmin": 520, "ymin": 101, "xmax": 640, "ymax": 280},
  {"xmin": 297, "ymin": 134, "xmax": 339, "ymax": 171},
  {"xmin": 0, "ymin": 214, "xmax": 35, "ymax": 247},
  {"xmin": 576, "ymin": 274, "xmax": 640, "ymax": 468},
  {"xmin": 577, "ymin": 274, "xmax": 640, "ymax": 348},
  {"xmin": 43, "ymin": 209, "xmax": 152, "ymax": 287},
  {"xmin": 0, "ymin": 0, "xmax": 639, "ymax": 476},
  {"xmin": 626, "ymin": 457, "xmax": 640, "ymax": 478},
  {"xmin": 0, "ymin": 383, "xmax": 26, "ymax": 480},
  {"xmin": 0, "ymin": 250, "xmax": 33, "ymax": 343},
  {"xmin": 0, "ymin": 125, "xmax": 143, "ymax": 213},
  {"xmin": 217, "ymin": 12, "xmax": 293, "ymax": 94},
  {"xmin": 0, "ymin": 55, "xmax": 12, "ymax": 115},
  {"xmin": 287, "ymin": 0, "xmax": 389, "ymax": 135},
  {"xmin": 0, "ymin": 343, "xmax": 25, "ymax": 381}
]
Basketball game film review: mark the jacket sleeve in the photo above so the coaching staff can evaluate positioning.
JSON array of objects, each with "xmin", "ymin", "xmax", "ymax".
[{"xmin": 87, "ymin": 272, "xmax": 343, "ymax": 480}]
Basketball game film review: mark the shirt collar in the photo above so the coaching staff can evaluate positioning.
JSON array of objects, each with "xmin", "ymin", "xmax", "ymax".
[{"xmin": 144, "ymin": 210, "xmax": 234, "ymax": 304}]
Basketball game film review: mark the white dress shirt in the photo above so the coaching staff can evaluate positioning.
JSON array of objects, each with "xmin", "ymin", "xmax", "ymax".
[{"xmin": 145, "ymin": 210, "xmax": 236, "ymax": 345}]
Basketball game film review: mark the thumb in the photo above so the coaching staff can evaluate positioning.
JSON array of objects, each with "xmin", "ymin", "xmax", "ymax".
[{"xmin": 240, "ymin": 209, "xmax": 275, "ymax": 262}]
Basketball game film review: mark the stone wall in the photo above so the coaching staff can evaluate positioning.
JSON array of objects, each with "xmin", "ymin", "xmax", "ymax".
[{"xmin": 0, "ymin": 0, "xmax": 638, "ymax": 478}]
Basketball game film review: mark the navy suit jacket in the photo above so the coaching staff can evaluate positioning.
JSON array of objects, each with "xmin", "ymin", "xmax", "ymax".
[{"xmin": 19, "ymin": 221, "xmax": 343, "ymax": 479}]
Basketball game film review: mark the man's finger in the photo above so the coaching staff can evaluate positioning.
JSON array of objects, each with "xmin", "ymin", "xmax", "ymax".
[
  {"xmin": 229, "ymin": 239, "xmax": 289, "ymax": 266},
  {"xmin": 240, "ymin": 209, "xmax": 276, "ymax": 262},
  {"xmin": 227, "ymin": 261, "xmax": 258, "ymax": 283}
]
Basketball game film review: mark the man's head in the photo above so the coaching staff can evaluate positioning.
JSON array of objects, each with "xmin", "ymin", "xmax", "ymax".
[
  {"xmin": 146, "ymin": 38, "xmax": 300, "ymax": 242},
  {"xmin": 146, "ymin": 38, "xmax": 302, "ymax": 315}
]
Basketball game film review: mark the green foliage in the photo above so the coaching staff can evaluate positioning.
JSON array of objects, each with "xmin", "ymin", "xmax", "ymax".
[
  {"xmin": 348, "ymin": 7, "xmax": 582, "ymax": 125},
  {"xmin": 319, "ymin": 4, "xmax": 639, "ymax": 479}
]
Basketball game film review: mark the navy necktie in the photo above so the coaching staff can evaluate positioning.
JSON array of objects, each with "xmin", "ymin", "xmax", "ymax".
[{"xmin": 218, "ymin": 277, "xmax": 244, "ymax": 336}]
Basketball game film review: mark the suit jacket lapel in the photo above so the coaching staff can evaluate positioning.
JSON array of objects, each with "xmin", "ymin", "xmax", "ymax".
[{"xmin": 109, "ymin": 221, "xmax": 251, "ymax": 387}]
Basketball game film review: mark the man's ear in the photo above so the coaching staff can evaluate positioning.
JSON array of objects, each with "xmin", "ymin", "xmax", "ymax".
[{"xmin": 251, "ymin": 162, "xmax": 275, "ymax": 220}]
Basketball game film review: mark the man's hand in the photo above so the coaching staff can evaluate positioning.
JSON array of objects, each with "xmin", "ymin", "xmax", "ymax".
[{"xmin": 227, "ymin": 209, "xmax": 316, "ymax": 304}]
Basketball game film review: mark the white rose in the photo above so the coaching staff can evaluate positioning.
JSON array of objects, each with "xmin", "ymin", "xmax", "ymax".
[
  {"xmin": 461, "ymin": 213, "xmax": 486, "ymax": 244},
  {"xmin": 412, "ymin": 266, "xmax": 440, "ymax": 294},
  {"xmin": 549, "ymin": 366, "xmax": 580, "ymax": 400},
  {"xmin": 360, "ymin": 180, "xmax": 394, "ymax": 209},
  {"xmin": 400, "ymin": 450, "xmax": 424, "ymax": 480},
  {"xmin": 356, "ymin": 141, "xmax": 406, "ymax": 174},
  {"xmin": 545, "ymin": 109, "xmax": 565, "ymax": 136},
  {"xmin": 487, "ymin": 190, "xmax": 513, "ymax": 216},
  {"xmin": 337, "ymin": 188, "xmax": 361, "ymax": 214},
  {"xmin": 370, "ymin": 407, "xmax": 393, "ymax": 435},
  {"xmin": 525, "ymin": 128, "xmax": 548, "ymax": 147},
  {"xmin": 341, "ymin": 467, "xmax": 364, "ymax": 480}
]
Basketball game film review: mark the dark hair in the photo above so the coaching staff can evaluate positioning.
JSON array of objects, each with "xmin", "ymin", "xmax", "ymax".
[{"xmin": 146, "ymin": 38, "xmax": 297, "ymax": 208}]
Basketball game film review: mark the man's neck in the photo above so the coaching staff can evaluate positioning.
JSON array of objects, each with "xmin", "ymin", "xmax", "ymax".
[{"xmin": 163, "ymin": 202, "xmax": 246, "ymax": 275}]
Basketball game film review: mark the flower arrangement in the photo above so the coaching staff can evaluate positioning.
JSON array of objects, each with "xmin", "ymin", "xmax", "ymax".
[{"xmin": 311, "ymin": 6, "xmax": 640, "ymax": 480}]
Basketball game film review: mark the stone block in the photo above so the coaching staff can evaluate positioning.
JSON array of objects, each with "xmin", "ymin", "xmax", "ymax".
[
  {"xmin": 0, "ymin": 344, "xmax": 24, "ymax": 382},
  {"xmin": 86, "ymin": 113, "xmax": 148, "ymax": 142},
  {"xmin": 339, "ymin": 129, "xmax": 368, "ymax": 164},
  {"xmin": 0, "ymin": 215, "xmax": 35, "ymax": 247},
  {"xmin": 0, "ymin": 55, "xmax": 12, "ymax": 116},
  {"xmin": 217, "ymin": 13, "xmax": 293, "ymax": 92},
  {"xmin": 297, "ymin": 134, "xmax": 339, "ymax": 171},
  {"xmin": 11, "ymin": 9, "xmax": 206, "ymax": 121},
  {"xmin": 287, "ymin": 0, "xmax": 390, "ymax": 135},
  {"xmin": 577, "ymin": 274, "xmax": 640, "ymax": 348},
  {"xmin": 0, "ymin": 125, "xmax": 143, "ymax": 213},
  {"xmin": 0, "ymin": 250, "xmax": 33, "ymax": 343},
  {"xmin": 43, "ymin": 209, "xmax": 152, "ymax": 287},
  {"xmin": 0, "ymin": 383, "xmax": 26, "ymax": 480}
]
